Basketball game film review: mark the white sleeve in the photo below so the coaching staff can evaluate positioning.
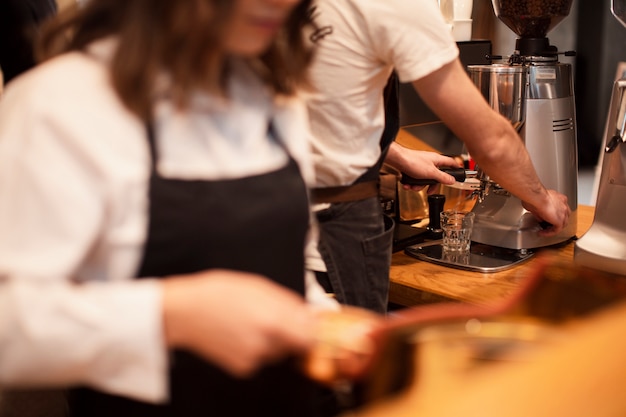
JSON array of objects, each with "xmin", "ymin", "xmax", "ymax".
[
  {"xmin": 361, "ymin": 0, "xmax": 459, "ymax": 83},
  {"xmin": 0, "ymin": 63, "xmax": 169, "ymax": 403},
  {"xmin": 0, "ymin": 279, "xmax": 169, "ymax": 403}
]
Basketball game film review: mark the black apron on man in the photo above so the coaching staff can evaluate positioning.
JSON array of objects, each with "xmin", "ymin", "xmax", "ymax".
[{"xmin": 68, "ymin": 123, "xmax": 316, "ymax": 417}]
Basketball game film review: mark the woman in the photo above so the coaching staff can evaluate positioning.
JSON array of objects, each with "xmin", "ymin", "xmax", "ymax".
[{"xmin": 0, "ymin": 0, "xmax": 329, "ymax": 415}]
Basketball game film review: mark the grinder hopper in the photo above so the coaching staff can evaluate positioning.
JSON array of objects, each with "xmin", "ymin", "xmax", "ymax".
[
  {"xmin": 574, "ymin": 0, "xmax": 626, "ymax": 275},
  {"xmin": 491, "ymin": 0, "xmax": 574, "ymax": 56},
  {"xmin": 492, "ymin": 0, "xmax": 574, "ymax": 38}
]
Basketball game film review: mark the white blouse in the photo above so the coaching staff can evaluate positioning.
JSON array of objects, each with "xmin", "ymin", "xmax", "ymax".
[{"xmin": 0, "ymin": 40, "xmax": 324, "ymax": 402}]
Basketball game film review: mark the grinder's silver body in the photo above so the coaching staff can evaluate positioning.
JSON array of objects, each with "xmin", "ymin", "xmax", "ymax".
[
  {"xmin": 466, "ymin": 0, "xmax": 578, "ymax": 250},
  {"xmin": 469, "ymin": 62, "xmax": 578, "ymax": 249},
  {"xmin": 405, "ymin": 0, "xmax": 580, "ymax": 272}
]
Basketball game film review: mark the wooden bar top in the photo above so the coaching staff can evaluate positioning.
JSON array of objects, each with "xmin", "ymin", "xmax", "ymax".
[{"xmin": 389, "ymin": 205, "xmax": 595, "ymax": 307}]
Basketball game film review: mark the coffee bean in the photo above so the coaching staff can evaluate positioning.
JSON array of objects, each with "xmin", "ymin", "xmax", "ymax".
[{"xmin": 496, "ymin": 0, "xmax": 572, "ymax": 37}]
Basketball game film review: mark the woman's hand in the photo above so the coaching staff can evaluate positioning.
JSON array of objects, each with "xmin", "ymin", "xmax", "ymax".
[
  {"xmin": 162, "ymin": 270, "xmax": 316, "ymax": 377},
  {"xmin": 303, "ymin": 306, "xmax": 384, "ymax": 384}
]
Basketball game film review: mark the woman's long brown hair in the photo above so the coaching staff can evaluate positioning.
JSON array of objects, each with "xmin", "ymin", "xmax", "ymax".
[{"xmin": 38, "ymin": 0, "xmax": 314, "ymax": 121}]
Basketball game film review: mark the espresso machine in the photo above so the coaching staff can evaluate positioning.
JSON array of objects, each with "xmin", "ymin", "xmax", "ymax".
[
  {"xmin": 469, "ymin": 0, "xmax": 578, "ymax": 250},
  {"xmin": 574, "ymin": 0, "xmax": 626, "ymax": 275},
  {"xmin": 406, "ymin": 0, "xmax": 578, "ymax": 272}
]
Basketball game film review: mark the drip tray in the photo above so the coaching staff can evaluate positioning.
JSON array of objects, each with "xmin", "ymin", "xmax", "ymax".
[{"xmin": 404, "ymin": 240, "xmax": 535, "ymax": 272}]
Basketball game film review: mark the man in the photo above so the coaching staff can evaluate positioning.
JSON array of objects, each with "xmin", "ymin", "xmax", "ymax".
[{"xmin": 306, "ymin": 0, "xmax": 571, "ymax": 313}]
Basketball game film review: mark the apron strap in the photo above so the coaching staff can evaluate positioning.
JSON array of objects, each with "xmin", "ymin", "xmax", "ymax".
[{"xmin": 352, "ymin": 71, "xmax": 400, "ymax": 185}]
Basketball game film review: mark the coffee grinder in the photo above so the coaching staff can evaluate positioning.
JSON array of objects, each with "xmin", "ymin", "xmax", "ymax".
[
  {"xmin": 469, "ymin": 0, "xmax": 578, "ymax": 249},
  {"xmin": 574, "ymin": 0, "xmax": 626, "ymax": 275},
  {"xmin": 405, "ymin": 0, "xmax": 578, "ymax": 272}
]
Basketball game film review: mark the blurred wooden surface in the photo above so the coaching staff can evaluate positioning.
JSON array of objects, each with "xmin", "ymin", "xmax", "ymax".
[
  {"xmin": 389, "ymin": 204, "xmax": 595, "ymax": 307},
  {"xmin": 359, "ymin": 203, "xmax": 626, "ymax": 417},
  {"xmin": 349, "ymin": 299, "xmax": 626, "ymax": 417},
  {"xmin": 56, "ymin": 0, "xmax": 76, "ymax": 10}
]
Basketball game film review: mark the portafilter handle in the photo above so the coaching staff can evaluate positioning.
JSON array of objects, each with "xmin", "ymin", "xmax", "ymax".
[{"xmin": 470, "ymin": 165, "xmax": 503, "ymax": 203}]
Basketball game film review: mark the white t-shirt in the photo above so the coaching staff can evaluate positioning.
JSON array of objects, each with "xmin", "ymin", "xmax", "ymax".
[
  {"xmin": 307, "ymin": 0, "xmax": 460, "ymax": 188},
  {"xmin": 0, "ymin": 39, "xmax": 328, "ymax": 403}
]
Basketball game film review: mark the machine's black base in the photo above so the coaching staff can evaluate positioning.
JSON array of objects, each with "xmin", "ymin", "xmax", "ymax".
[{"xmin": 515, "ymin": 37, "xmax": 557, "ymax": 57}]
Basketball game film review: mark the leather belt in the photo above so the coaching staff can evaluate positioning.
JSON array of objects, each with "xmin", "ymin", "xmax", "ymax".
[{"xmin": 311, "ymin": 180, "xmax": 379, "ymax": 204}]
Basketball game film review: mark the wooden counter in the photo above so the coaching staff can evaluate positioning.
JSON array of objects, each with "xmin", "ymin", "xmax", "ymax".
[
  {"xmin": 351, "ymin": 298, "xmax": 626, "ymax": 417},
  {"xmin": 389, "ymin": 205, "xmax": 595, "ymax": 307},
  {"xmin": 357, "ymin": 205, "xmax": 626, "ymax": 417}
]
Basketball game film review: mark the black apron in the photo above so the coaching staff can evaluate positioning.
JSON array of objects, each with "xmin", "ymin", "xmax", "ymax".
[{"xmin": 69, "ymin": 123, "xmax": 315, "ymax": 417}]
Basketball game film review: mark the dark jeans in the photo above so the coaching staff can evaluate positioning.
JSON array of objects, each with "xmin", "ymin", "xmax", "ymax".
[{"xmin": 315, "ymin": 197, "xmax": 395, "ymax": 314}]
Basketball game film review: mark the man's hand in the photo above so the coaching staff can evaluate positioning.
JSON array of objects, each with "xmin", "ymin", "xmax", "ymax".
[
  {"xmin": 385, "ymin": 142, "xmax": 461, "ymax": 192},
  {"xmin": 522, "ymin": 189, "xmax": 571, "ymax": 236}
]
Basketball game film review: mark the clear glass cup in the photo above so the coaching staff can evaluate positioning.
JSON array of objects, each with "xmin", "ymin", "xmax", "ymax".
[{"xmin": 441, "ymin": 210, "xmax": 475, "ymax": 252}]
